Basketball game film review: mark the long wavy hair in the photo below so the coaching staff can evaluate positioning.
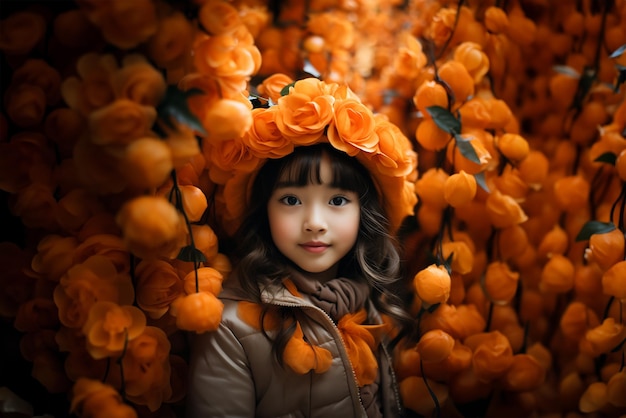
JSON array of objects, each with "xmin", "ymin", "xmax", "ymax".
[{"xmin": 232, "ymin": 143, "xmax": 411, "ymax": 362}]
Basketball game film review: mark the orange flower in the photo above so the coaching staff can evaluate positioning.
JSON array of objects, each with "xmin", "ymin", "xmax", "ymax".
[
  {"xmin": 202, "ymin": 98, "xmax": 253, "ymax": 143},
  {"xmin": 485, "ymin": 190, "xmax": 528, "ymax": 228},
  {"xmin": 88, "ymin": 99, "xmax": 156, "ymax": 146},
  {"xmin": 518, "ymin": 150, "xmax": 549, "ymax": 189},
  {"xmin": 421, "ymin": 339, "xmax": 473, "ymax": 381},
  {"xmin": 116, "ymin": 196, "xmax": 187, "ymax": 260},
  {"xmin": 453, "ymin": 42, "xmax": 489, "ymax": 84},
  {"xmin": 483, "ymin": 261, "xmax": 519, "ymax": 303},
  {"xmin": 497, "ymin": 133, "xmax": 530, "ymax": 163},
  {"xmin": 169, "ymin": 291, "xmax": 224, "ymax": 333},
  {"xmin": 602, "ymin": 260, "xmax": 626, "ymax": 300},
  {"xmin": 553, "ymin": 175, "xmax": 590, "ymax": 212},
  {"xmin": 307, "ymin": 12, "xmax": 354, "ymax": 50},
  {"xmin": 0, "ymin": 11, "xmax": 46, "ymax": 55},
  {"xmin": 400, "ymin": 376, "xmax": 449, "ymax": 416},
  {"xmin": 585, "ymin": 229, "xmax": 625, "ymax": 272},
  {"xmin": 501, "ymin": 354, "xmax": 546, "ymax": 392},
  {"xmin": 241, "ymin": 107, "xmax": 294, "ymax": 159},
  {"xmin": 14, "ymin": 298, "xmax": 59, "ymax": 333},
  {"xmin": 540, "ymin": 254, "xmax": 575, "ymax": 293},
  {"xmin": 413, "ymin": 264, "xmax": 451, "ymax": 305},
  {"xmin": 413, "ymin": 80, "xmax": 449, "ymax": 117},
  {"xmin": 61, "ymin": 53, "xmax": 118, "ymax": 116},
  {"xmin": 12, "ymin": 58, "xmax": 62, "ymax": 104},
  {"xmin": 146, "ymin": 11, "xmax": 194, "ymax": 70},
  {"xmin": 205, "ymin": 137, "xmax": 262, "ymax": 181},
  {"xmin": 416, "ymin": 118, "xmax": 452, "ymax": 151},
  {"xmin": 182, "ymin": 267, "xmax": 223, "ymax": 296},
  {"xmin": 484, "ymin": 6, "xmax": 510, "ymax": 34},
  {"xmin": 444, "ymin": 170, "xmax": 477, "ymax": 207},
  {"xmin": 284, "ymin": 321, "xmax": 333, "ymax": 375},
  {"xmin": 117, "ymin": 327, "xmax": 172, "ymax": 412},
  {"xmin": 441, "ymin": 241, "xmax": 474, "ymax": 275},
  {"xmin": 31, "ymin": 234, "xmax": 79, "ymax": 282},
  {"xmin": 135, "ymin": 260, "xmax": 184, "ymax": 319},
  {"xmin": 164, "ymin": 123, "xmax": 202, "ymax": 169},
  {"xmin": 583, "ymin": 318, "xmax": 626, "ymax": 356},
  {"xmin": 257, "ymin": 73, "xmax": 294, "ymax": 104},
  {"xmin": 123, "ymin": 137, "xmax": 173, "ymax": 189},
  {"xmin": 465, "ymin": 331, "xmax": 514, "ymax": 382},
  {"xmin": 72, "ymin": 234, "xmax": 130, "ymax": 274},
  {"xmin": 392, "ymin": 31, "xmax": 427, "ymax": 79},
  {"xmin": 421, "ymin": 303, "xmax": 486, "ymax": 340},
  {"xmin": 579, "ymin": 381, "xmax": 609, "ymax": 413},
  {"xmin": 417, "ymin": 329, "xmax": 455, "ymax": 363},
  {"xmin": 77, "ymin": 0, "xmax": 157, "ymax": 50},
  {"xmin": 82, "ymin": 300, "xmax": 146, "ymax": 359},
  {"xmin": 9, "ymin": 182, "xmax": 58, "ymax": 229},
  {"xmin": 415, "ymin": 168, "xmax": 449, "ymax": 209},
  {"xmin": 497, "ymin": 224, "xmax": 529, "ymax": 261},
  {"xmin": 4, "ymin": 83, "xmax": 47, "ymax": 128},
  {"xmin": 447, "ymin": 133, "xmax": 494, "ymax": 174},
  {"xmin": 537, "ymin": 225, "xmax": 569, "ymax": 259},
  {"xmin": 438, "ymin": 60, "xmax": 475, "ymax": 105},
  {"xmin": 111, "ymin": 55, "xmax": 166, "ymax": 107},
  {"xmin": 559, "ymin": 301, "xmax": 600, "ymax": 341},
  {"xmin": 328, "ymin": 98, "xmax": 379, "ymax": 156},
  {"xmin": 607, "ymin": 370, "xmax": 626, "ymax": 407},
  {"xmin": 70, "ymin": 378, "xmax": 137, "ymax": 418},
  {"xmin": 199, "ymin": 0, "xmax": 241, "ymax": 35},
  {"xmin": 190, "ymin": 224, "xmax": 220, "ymax": 261},
  {"xmin": 370, "ymin": 115, "xmax": 415, "ymax": 178}
]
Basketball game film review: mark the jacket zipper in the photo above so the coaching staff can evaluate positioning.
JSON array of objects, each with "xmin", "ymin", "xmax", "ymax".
[{"xmin": 269, "ymin": 298, "xmax": 367, "ymax": 417}]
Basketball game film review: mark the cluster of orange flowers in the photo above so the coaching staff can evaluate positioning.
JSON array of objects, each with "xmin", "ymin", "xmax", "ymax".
[{"xmin": 1, "ymin": 0, "xmax": 626, "ymax": 417}]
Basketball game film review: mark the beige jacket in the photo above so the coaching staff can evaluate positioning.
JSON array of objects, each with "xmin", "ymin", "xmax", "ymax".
[{"xmin": 185, "ymin": 280, "xmax": 403, "ymax": 418}]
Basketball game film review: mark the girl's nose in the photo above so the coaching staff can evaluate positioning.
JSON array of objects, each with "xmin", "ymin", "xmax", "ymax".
[{"xmin": 303, "ymin": 206, "xmax": 327, "ymax": 232}]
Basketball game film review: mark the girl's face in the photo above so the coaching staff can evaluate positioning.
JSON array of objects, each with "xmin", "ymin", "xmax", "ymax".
[{"xmin": 267, "ymin": 153, "xmax": 360, "ymax": 282}]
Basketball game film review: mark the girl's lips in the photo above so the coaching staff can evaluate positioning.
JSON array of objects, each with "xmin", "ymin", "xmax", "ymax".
[{"xmin": 300, "ymin": 242, "xmax": 329, "ymax": 253}]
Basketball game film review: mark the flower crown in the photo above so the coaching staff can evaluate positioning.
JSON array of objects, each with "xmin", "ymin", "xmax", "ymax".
[{"xmin": 205, "ymin": 76, "xmax": 418, "ymax": 235}]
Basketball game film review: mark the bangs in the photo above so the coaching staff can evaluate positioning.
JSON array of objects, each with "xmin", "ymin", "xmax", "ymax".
[{"xmin": 274, "ymin": 144, "xmax": 372, "ymax": 195}]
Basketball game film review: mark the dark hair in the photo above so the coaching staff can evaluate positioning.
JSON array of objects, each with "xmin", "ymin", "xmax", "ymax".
[{"xmin": 232, "ymin": 143, "xmax": 411, "ymax": 360}]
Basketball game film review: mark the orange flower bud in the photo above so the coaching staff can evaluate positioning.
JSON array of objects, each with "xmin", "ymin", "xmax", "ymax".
[
  {"xmin": 399, "ymin": 376, "xmax": 449, "ymax": 417},
  {"xmin": 183, "ymin": 267, "xmax": 223, "ymax": 296},
  {"xmin": 553, "ymin": 175, "xmax": 590, "ymax": 212},
  {"xmin": 441, "ymin": 240, "xmax": 474, "ymax": 275},
  {"xmin": 257, "ymin": 73, "xmax": 294, "ymax": 104},
  {"xmin": 88, "ymin": 99, "xmax": 157, "ymax": 146},
  {"xmin": 559, "ymin": 301, "xmax": 600, "ymax": 341},
  {"xmin": 443, "ymin": 170, "xmax": 477, "ymax": 207},
  {"xmin": 602, "ymin": 260, "xmax": 626, "ymax": 301},
  {"xmin": 146, "ymin": 11, "xmax": 194, "ymax": 69},
  {"xmin": 453, "ymin": 42, "xmax": 489, "ymax": 84},
  {"xmin": 413, "ymin": 80, "xmax": 449, "ymax": 117},
  {"xmin": 607, "ymin": 370, "xmax": 626, "ymax": 407},
  {"xmin": 584, "ymin": 318, "xmax": 626, "ymax": 356},
  {"xmin": 0, "ymin": 11, "xmax": 46, "ymax": 55},
  {"xmin": 5, "ymin": 84, "xmax": 47, "ymax": 128},
  {"xmin": 585, "ymin": 229, "xmax": 625, "ymax": 272},
  {"xmin": 170, "ymin": 291, "xmax": 224, "ymax": 333},
  {"xmin": 199, "ymin": 0, "xmax": 241, "ymax": 35},
  {"xmin": 540, "ymin": 254, "xmax": 575, "ymax": 293},
  {"xmin": 123, "ymin": 137, "xmax": 173, "ymax": 189},
  {"xmin": 485, "ymin": 190, "xmax": 528, "ymax": 229},
  {"xmin": 579, "ymin": 381, "xmax": 608, "ymax": 413},
  {"xmin": 71, "ymin": 378, "xmax": 138, "ymax": 418},
  {"xmin": 135, "ymin": 259, "xmax": 184, "ymax": 319},
  {"xmin": 537, "ymin": 225, "xmax": 569, "ymax": 259},
  {"xmin": 497, "ymin": 225, "xmax": 529, "ymax": 260},
  {"xmin": 501, "ymin": 354, "xmax": 546, "ymax": 392},
  {"xmin": 616, "ymin": 149, "xmax": 626, "ymax": 182},
  {"xmin": 483, "ymin": 261, "xmax": 519, "ymax": 303},
  {"xmin": 415, "ymin": 168, "xmax": 449, "ymax": 209},
  {"xmin": 465, "ymin": 331, "xmax": 514, "ymax": 382},
  {"xmin": 438, "ymin": 59, "xmax": 475, "ymax": 104},
  {"xmin": 518, "ymin": 150, "xmax": 549, "ymax": 189},
  {"xmin": 417, "ymin": 329, "xmax": 455, "ymax": 363},
  {"xmin": 484, "ymin": 6, "xmax": 510, "ymax": 34},
  {"xmin": 413, "ymin": 264, "xmax": 451, "ymax": 305},
  {"xmin": 492, "ymin": 166, "xmax": 529, "ymax": 201},
  {"xmin": 203, "ymin": 99, "xmax": 253, "ymax": 143},
  {"xmin": 190, "ymin": 224, "xmax": 220, "ymax": 261}
]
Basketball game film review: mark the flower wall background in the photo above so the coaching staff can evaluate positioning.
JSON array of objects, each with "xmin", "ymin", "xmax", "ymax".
[{"xmin": 1, "ymin": 0, "xmax": 626, "ymax": 417}]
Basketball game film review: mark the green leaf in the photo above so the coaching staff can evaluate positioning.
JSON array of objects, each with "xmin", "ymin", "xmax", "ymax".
[
  {"xmin": 177, "ymin": 246, "xmax": 207, "ymax": 263},
  {"xmin": 609, "ymin": 44, "xmax": 626, "ymax": 59},
  {"xmin": 575, "ymin": 221, "xmax": 617, "ymax": 242},
  {"xmin": 455, "ymin": 135, "xmax": 480, "ymax": 164},
  {"xmin": 474, "ymin": 171, "xmax": 489, "ymax": 192},
  {"xmin": 157, "ymin": 86, "xmax": 206, "ymax": 135},
  {"xmin": 280, "ymin": 81, "xmax": 296, "ymax": 96},
  {"xmin": 594, "ymin": 152, "xmax": 617, "ymax": 165},
  {"xmin": 426, "ymin": 105, "xmax": 461, "ymax": 135}
]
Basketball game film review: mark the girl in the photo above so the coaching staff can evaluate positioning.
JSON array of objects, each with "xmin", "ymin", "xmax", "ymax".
[{"xmin": 186, "ymin": 143, "xmax": 413, "ymax": 417}]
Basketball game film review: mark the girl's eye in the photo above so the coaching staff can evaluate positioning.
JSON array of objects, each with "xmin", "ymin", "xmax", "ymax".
[
  {"xmin": 280, "ymin": 195, "xmax": 300, "ymax": 206},
  {"xmin": 329, "ymin": 196, "xmax": 350, "ymax": 206}
]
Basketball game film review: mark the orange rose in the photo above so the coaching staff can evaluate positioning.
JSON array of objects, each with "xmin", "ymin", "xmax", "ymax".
[
  {"xmin": 70, "ymin": 378, "xmax": 138, "ymax": 418},
  {"xmin": 111, "ymin": 55, "xmax": 166, "ymax": 107},
  {"xmin": 72, "ymin": 234, "xmax": 130, "ymax": 274},
  {"xmin": 117, "ymin": 327, "xmax": 172, "ymax": 412},
  {"xmin": 61, "ymin": 53, "xmax": 118, "ymax": 115},
  {"xmin": 242, "ymin": 106, "xmax": 294, "ymax": 159},
  {"xmin": 135, "ymin": 260, "xmax": 184, "ymax": 319},
  {"xmin": 4, "ymin": 83, "xmax": 47, "ymax": 128},
  {"xmin": 11, "ymin": 59, "xmax": 62, "ymax": 105},
  {"xmin": 14, "ymin": 298, "xmax": 59, "ymax": 333},
  {"xmin": 170, "ymin": 291, "xmax": 224, "ymax": 333},
  {"xmin": 82, "ymin": 300, "xmax": 146, "ymax": 359},
  {"xmin": 370, "ymin": 115, "xmax": 415, "ymax": 177},
  {"xmin": 276, "ymin": 88, "xmax": 335, "ymax": 145},
  {"xmin": 199, "ymin": 0, "xmax": 241, "ymax": 35},
  {"xmin": 88, "ymin": 99, "xmax": 156, "ymax": 146},
  {"xmin": 31, "ymin": 234, "xmax": 79, "ymax": 282},
  {"xmin": 183, "ymin": 267, "xmax": 223, "ymax": 296},
  {"xmin": 147, "ymin": 11, "xmax": 194, "ymax": 70},
  {"xmin": 453, "ymin": 42, "xmax": 490, "ymax": 84},
  {"xmin": 205, "ymin": 137, "xmax": 262, "ymax": 181},
  {"xmin": 54, "ymin": 255, "xmax": 134, "ymax": 329},
  {"xmin": 257, "ymin": 73, "xmax": 294, "ymax": 104},
  {"xmin": 9, "ymin": 182, "xmax": 58, "ymax": 230},
  {"xmin": 0, "ymin": 11, "xmax": 46, "ymax": 55},
  {"xmin": 393, "ymin": 31, "xmax": 427, "ymax": 79},
  {"xmin": 116, "ymin": 196, "xmax": 187, "ymax": 260},
  {"xmin": 307, "ymin": 12, "xmax": 354, "ymax": 50},
  {"xmin": 413, "ymin": 264, "xmax": 451, "ymax": 305},
  {"xmin": 123, "ymin": 137, "xmax": 173, "ymax": 189}
]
